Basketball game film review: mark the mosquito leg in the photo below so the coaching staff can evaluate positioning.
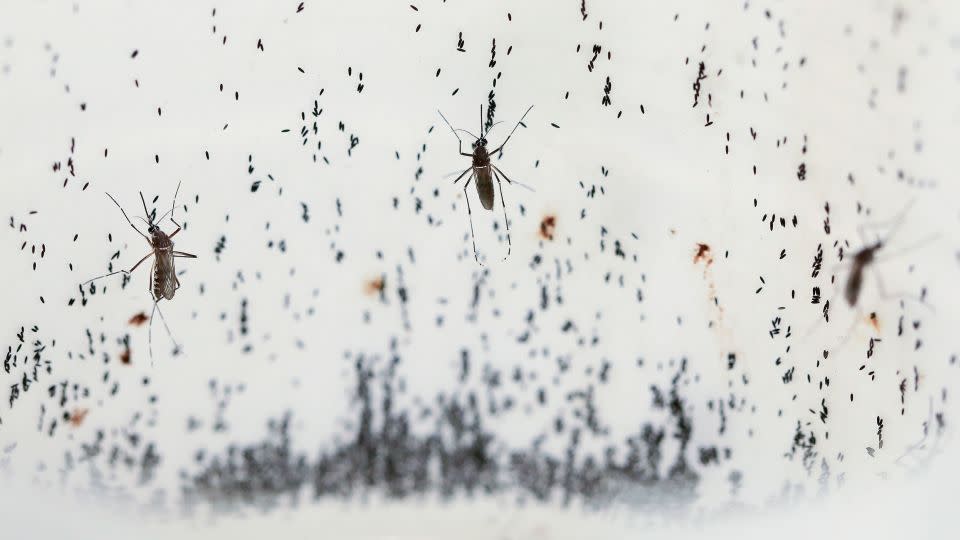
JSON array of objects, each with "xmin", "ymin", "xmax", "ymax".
[
  {"xmin": 827, "ymin": 258, "xmax": 853, "ymax": 276},
  {"xmin": 895, "ymin": 397, "xmax": 935, "ymax": 467},
  {"xmin": 819, "ymin": 262, "xmax": 850, "ymax": 306},
  {"xmin": 171, "ymin": 251, "xmax": 197, "ymax": 258},
  {"xmin": 442, "ymin": 168, "xmax": 471, "ymax": 180},
  {"xmin": 811, "ymin": 257, "xmax": 851, "ymax": 306},
  {"xmin": 149, "ymin": 302, "xmax": 156, "ymax": 365},
  {"xmin": 158, "ymin": 181, "xmax": 183, "ymax": 231},
  {"xmin": 857, "ymin": 198, "xmax": 917, "ymax": 246},
  {"xmin": 82, "ymin": 251, "xmax": 154, "ymax": 286},
  {"xmin": 492, "ymin": 165, "xmax": 535, "ymax": 192},
  {"xmin": 154, "ymin": 301, "xmax": 178, "ymax": 351},
  {"xmin": 871, "ymin": 267, "xmax": 935, "ymax": 312},
  {"xmin": 461, "ymin": 174, "xmax": 482, "ymax": 265},
  {"xmin": 834, "ymin": 307, "xmax": 867, "ymax": 352},
  {"xmin": 148, "ymin": 300, "xmax": 180, "ymax": 365},
  {"xmin": 106, "ymin": 193, "xmax": 150, "ymax": 241},
  {"xmin": 437, "ymin": 110, "xmax": 475, "ymax": 157},
  {"xmin": 872, "ymin": 233, "xmax": 941, "ymax": 265},
  {"xmin": 451, "ymin": 167, "xmax": 472, "ymax": 185},
  {"xmin": 490, "ymin": 105, "xmax": 534, "ymax": 155},
  {"xmin": 804, "ymin": 304, "xmax": 864, "ymax": 352},
  {"xmin": 492, "ymin": 169, "xmax": 512, "ymax": 261},
  {"xmin": 801, "ymin": 296, "xmax": 835, "ymax": 342}
]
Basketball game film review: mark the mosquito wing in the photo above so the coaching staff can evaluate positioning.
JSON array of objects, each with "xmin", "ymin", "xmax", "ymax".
[
  {"xmin": 475, "ymin": 168, "xmax": 495, "ymax": 210},
  {"xmin": 844, "ymin": 267, "xmax": 863, "ymax": 307},
  {"xmin": 152, "ymin": 249, "xmax": 178, "ymax": 301}
]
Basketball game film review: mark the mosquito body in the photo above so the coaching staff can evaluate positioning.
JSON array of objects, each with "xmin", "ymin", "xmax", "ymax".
[
  {"xmin": 438, "ymin": 104, "xmax": 534, "ymax": 264},
  {"xmin": 470, "ymin": 142, "xmax": 496, "ymax": 211},
  {"xmin": 843, "ymin": 241, "xmax": 881, "ymax": 307},
  {"xmin": 808, "ymin": 199, "xmax": 934, "ymax": 347},
  {"xmin": 83, "ymin": 182, "xmax": 196, "ymax": 362}
]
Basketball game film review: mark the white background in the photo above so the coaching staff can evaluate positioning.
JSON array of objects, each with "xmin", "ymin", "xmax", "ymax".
[{"xmin": 1, "ymin": 0, "xmax": 959, "ymax": 537}]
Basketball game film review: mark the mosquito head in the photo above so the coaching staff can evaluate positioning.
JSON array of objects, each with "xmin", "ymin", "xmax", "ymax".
[
  {"xmin": 856, "ymin": 242, "xmax": 881, "ymax": 265},
  {"xmin": 474, "ymin": 137, "xmax": 488, "ymax": 150}
]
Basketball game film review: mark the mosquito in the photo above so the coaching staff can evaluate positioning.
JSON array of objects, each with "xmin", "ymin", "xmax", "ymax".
[
  {"xmin": 438, "ymin": 104, "xmax": 534, "ymax": 264},
  {"xmin": 82, "ymin": 181, "xmax": 196, "ymax": 362},
  {"xmin": 806, "ymin": 198, "xmax": 935, "ymax": 347}
]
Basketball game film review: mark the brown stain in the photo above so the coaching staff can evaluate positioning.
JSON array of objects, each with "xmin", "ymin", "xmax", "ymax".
[
  {"xmin": 120, "ymin": 347, "xmax": 131, "ymax": 365},
  {"xmin": 128, "ymin": 312, "xmax": 149, "ymax": 326},
  {"xmin": 693, "ymin": 243, "xmax": 713, "ymax": 266},
  {"xmin": 69, "ymin": 408, "xmax": 89, "ymax": 427},
  {"xmin": 539, "ymin": 215, "xmax": 556, "ymax": 241},
  {"xmin": 868, "ymin": 312, "xmax": 881, "ymax": 332},
  {"xmin": 364, "ymin": 276, "xmax": 385, "ymax": 296},
  {"xmin": 693, "ymin": 243, "xmax": 725, "ymax": 326}
]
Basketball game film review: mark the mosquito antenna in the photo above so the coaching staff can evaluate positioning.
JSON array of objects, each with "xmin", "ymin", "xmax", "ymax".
[
  {"xmin": 878, "ymin": 198, "xmax": 917, "ymax": 247},
  {"xmin": 874, "ymin": 233, "xmax": 941, "ymax": 264},
  {"xmin": 106, "ymin": 192, "xmax": 150, "ymax": 241},
  {"xmin": 491, "ymin": 105, "xmax": 534, "ymax": 155},
  {"xmin": 480, "ymin": 103, "xmax": 484, "ymax": 138},
  {"xmin": 482, "ymin": 120, "xmax": 506, "ymax": 139},
  {"xmin": 454, "ymin": 128, "xmax": 480, "ymax": 141}
]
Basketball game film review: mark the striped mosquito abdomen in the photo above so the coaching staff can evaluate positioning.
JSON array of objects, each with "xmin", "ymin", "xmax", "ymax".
[{"xmin": 150, "ymin": 230, "xmax": 177, "ymax": 301}]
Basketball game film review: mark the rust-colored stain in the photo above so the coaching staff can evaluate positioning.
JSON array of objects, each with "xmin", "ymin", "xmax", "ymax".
[
  {"xmin": 364, "ymin": 276, "xmax": 385, "ymax": 296},
  {"xmin": 868, "ymin": 312, "xmax": 881, "ymax": 332},
  {"xmin": 120, "ymin": 347, "xmax": 132, "ymax": 365},
  {"xmin": 693, "ymin": 243, "xmax": 724, "ymax": 326},
  {"xmin": 69, "ymin": 408, "xmax": 89, "ymax": 427},
  {"xmin": 539, "ymin": 215, "xmax": 556, "ymax": 241},
  {"xmin": 129, "ymin": 312, "xmax": 149, "ymax": 326},
  {"xmin": 693, "ymin": 243, "xmax": 713, "ymax": 266}
]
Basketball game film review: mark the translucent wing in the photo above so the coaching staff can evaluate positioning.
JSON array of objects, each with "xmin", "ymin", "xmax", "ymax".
[{"xmin": 152, "ymin": 250, "xmax": 178, "ymax": 301}]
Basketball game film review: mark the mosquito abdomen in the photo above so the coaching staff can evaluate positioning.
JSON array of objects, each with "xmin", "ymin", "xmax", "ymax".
[
  {"xmin": 153, "ymin": 251, "xmax": 177, "ymax": 301},
  {"xmin": 476, "ymin": 168, "xmax": 495, "ymax": 210},
  {"xmin": 844, "ymin": 267, "xmax": 863, "ymax": 307}
]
